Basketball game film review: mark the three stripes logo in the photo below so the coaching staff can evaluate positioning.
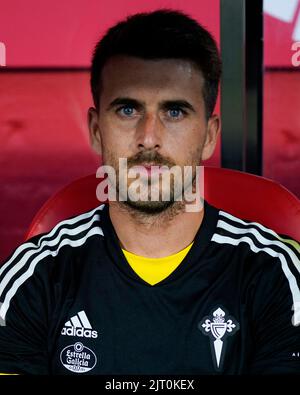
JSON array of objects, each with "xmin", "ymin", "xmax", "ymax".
[{"xmin": 61, "ymin": 310, "xmax": 98, "ymax": 339}]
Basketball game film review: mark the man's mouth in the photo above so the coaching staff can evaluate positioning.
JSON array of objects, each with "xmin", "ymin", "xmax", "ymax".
[{"xmin": 130, "ymin": 163, "xmax": 168, "ymax": 176}]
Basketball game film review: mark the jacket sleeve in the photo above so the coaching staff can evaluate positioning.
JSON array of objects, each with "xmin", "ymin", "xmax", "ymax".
[
  {"xmin": 0, "ymin": 235, "xmax": 50, "ymax": 374},
  {"xmin": 248, "ymin": 236, "xmax": 300, "ymax": 374}
]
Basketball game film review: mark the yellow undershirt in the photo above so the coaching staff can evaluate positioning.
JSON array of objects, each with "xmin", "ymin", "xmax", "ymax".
[{"xmin": 122, "ymin": 242, "xmax": 194, "ymax": 285}]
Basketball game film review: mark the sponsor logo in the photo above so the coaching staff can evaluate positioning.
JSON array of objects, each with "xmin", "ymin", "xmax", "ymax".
[
  {"xmin": 60, "ymin": 342, "xmax": 97, "ymax": 373},
  {"xmin": 198, "ymin": 307, "xmax": 239, "ymax": 371},
  {"xmin": 61, "ymin": 327, "xmax": 98, "ymax": 338},
  {"xmin": 61, "ymin": 310, "xmax": 98, "ymax": 338}
]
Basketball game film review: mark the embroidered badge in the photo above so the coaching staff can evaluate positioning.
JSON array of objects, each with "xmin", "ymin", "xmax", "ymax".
[{"xmin": 198, "ymin": 307, "xmax": 239, "ymax": 371}]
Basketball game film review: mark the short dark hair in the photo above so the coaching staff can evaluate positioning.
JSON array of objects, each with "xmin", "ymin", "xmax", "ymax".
[{"xmin": 90, "ymin": 9, "xmax": 221, "ymax": 119}]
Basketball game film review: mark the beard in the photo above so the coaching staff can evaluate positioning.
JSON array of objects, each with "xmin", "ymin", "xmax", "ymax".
[{"xmin": 103, "ymin": 148, "xmax": 201, "ymax": 215}]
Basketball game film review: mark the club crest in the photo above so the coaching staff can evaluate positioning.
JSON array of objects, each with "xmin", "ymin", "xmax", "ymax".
[{"xmin": 198, "ymin": 307, "xmax": 239, "ymax": 371}]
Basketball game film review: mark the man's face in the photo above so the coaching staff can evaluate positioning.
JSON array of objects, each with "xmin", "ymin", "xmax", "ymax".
[{"xmin": 88, "ymin": 56, "xmax": 219, "ymax": 213}]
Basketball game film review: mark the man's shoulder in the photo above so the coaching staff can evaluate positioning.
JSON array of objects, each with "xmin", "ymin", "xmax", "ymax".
[
  {"xmin": 212, "ymin": 204, "xmax": 299, "ymax": 271},
  {"xmin": 211, "ymin": 205, "xmax": 299, "ymax": 258},
  {"xmin": 0, "ymin": 204, "xmax": 107, "ymax": 324},
  {"xmin": 209, "ymin": 206, "xmax": 300, "ymax": 325},
  {"xmin": 1, "ymin": 203, "xmax": 107, "ymax": 271}
]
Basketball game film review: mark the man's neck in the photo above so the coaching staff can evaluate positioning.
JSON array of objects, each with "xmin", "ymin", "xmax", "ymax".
[{"xmin": 108, "ymin": 201, "xmax": 204, "ymax": 258}]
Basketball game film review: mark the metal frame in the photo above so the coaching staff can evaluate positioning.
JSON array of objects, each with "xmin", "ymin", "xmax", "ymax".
[{"xmin": 220, "ymin": 0, "xmax": 263, "ymax": 175}]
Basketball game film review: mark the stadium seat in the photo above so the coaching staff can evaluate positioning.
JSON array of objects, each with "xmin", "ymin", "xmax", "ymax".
[{"xmin": 24, "ymin": 166, "xmax": 300, "ymax": 241}]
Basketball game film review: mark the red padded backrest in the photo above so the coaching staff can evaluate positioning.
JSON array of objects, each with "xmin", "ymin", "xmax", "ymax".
[{"xmin": 24, "ymin": 166, "xmax": 300, "ymax": 241}]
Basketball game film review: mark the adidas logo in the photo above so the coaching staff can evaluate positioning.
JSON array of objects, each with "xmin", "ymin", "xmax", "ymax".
[{"xmin": 61, "ymin": 310, "xmax": 98, "ymax": 339}]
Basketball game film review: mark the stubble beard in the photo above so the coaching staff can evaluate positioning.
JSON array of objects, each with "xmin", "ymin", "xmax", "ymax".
[{"xmin": 103, "ymin": 148, "xmax": 202, "ymax": 223}]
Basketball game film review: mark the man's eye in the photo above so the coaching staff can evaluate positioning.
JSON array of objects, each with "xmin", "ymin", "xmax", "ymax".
[
  {"xmin": 117, "ymin": 106, "xmax": 136, "ymax": 117},
  {"xmin": 167, "ymin": 108, "xmax": 186, "ymax": 119}
]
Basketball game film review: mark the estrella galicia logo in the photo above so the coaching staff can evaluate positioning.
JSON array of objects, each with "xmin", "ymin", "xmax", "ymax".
[
  {"xmin": 60, "ymin": 342, "xmax": 97, "ymax": 373},
  {"xmin": 198, "ymin": 307, "xmax": 239, "ymax": 371}
]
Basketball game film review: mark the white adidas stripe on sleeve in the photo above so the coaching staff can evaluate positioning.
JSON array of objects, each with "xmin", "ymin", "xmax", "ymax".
[
  {"xmin": 0, "ymin": 214, "xmax": 103, "ymax": 300},
  {"xmin": 212, "ymin": 233, "xmax": 300, "ymax": 326},
  {"xmin": 219, "ymin": 210, "xmax": 299, "ymax": 243},
  {"xmin": 0, "ymin": 224, "xmax": 104, "ymax": 322},
  {"xmin": 217, "ymin": 219, "xmax": 300, "ymax": 274},
  {"xmin": 213, "ymin": 210, "xmax": 300, "ymax": 327},
  {"xmin": 0, "ymin": 205, "xmax": 104, "ymax": 278}
]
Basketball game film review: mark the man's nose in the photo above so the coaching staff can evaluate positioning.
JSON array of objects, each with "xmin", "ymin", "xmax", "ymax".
[{"xmin": 136, "ymin": 113, "xmax": 163, "ymax": 150}]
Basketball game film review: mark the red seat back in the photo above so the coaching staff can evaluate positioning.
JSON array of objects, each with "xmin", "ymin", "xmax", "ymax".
[{"xmin": 25, "ymin": 166, "xmax": 300, "ymax": 241}]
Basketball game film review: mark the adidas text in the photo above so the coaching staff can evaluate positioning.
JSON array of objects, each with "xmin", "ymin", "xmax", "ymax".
[{"xmin": 61, "ymin": 327, "xmax": 98, "ymax": 338}]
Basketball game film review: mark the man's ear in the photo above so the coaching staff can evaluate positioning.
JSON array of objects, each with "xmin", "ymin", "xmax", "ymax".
[
  {"xmin": 88, "ymin": 107, "xmax": 102, "ymax": 155},
  {"xmin": 201, "ymin": 114, "xmax": 221, "ymax": 161}
]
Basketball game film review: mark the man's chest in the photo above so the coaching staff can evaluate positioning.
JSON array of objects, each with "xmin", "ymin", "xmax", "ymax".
[{"xmin": 49, "ymin": 282, "xmax": 251, "ymax": 375}]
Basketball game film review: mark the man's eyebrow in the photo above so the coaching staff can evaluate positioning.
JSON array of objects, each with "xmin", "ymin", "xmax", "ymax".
[
  {"xmin": 107, "ymin": 97, "xmax": 143, "ymax": 110},
  {"xmin": 160, "ymin": 100, "xmax": 196, "ymax": 112}
]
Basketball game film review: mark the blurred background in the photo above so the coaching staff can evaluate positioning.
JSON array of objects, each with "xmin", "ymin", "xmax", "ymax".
[{"xmin": 0, "ymin": 0, "xmax": 299, "ymax": 261}]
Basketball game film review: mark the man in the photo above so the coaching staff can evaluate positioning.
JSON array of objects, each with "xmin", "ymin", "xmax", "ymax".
[{"xmin": 0, "ymin": 9, "xmax": 299, "ymax": 375}]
